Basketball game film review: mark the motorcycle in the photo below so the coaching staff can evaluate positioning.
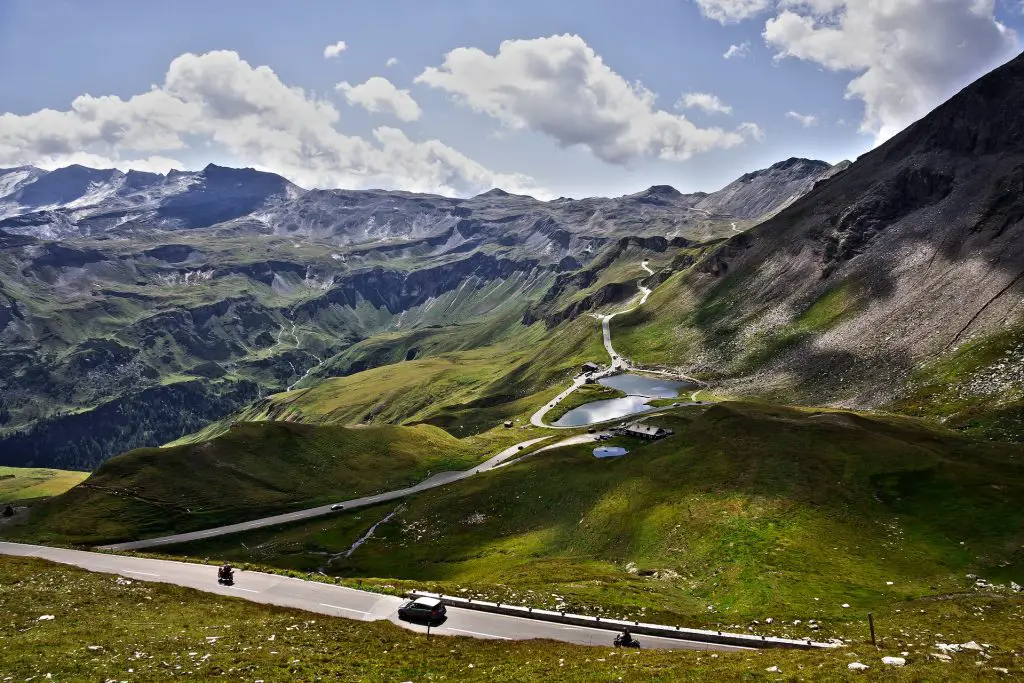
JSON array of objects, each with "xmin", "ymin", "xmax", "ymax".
[
  {"xmin": 217, "ymin": 567, "xmax": 234, "ymax": 586},
  {"xmin": 614, "ymin": 634, "xmax": 641, "ymax": 649}
]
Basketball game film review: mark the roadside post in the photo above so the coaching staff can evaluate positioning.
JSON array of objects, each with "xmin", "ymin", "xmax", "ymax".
[{"xmin": 868, "ymin": 613, "xmax": 876, "ymax": 646}]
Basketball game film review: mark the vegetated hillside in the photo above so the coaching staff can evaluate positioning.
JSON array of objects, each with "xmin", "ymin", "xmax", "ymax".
[
  {"xmin": 178, "ymin": 310, "xmax": 608, "ymax": 447},
  {"xmin": 614, "ymin": 52, "xmax": 1024, "ymax": 439},
  {"xmin": 0, "ymin": 466, "xmax": 87, "ymax": 504},
  {"xmin": 12, "ymin": 421, "xmax": 478, "ymax": 545},
  {"xmin": 10, "ymin": 557, "xmax": 1017, "ymax": 682},
  {"xmin": 165, "ymin": 402, "xmax": 1024, "ymax": 639}
]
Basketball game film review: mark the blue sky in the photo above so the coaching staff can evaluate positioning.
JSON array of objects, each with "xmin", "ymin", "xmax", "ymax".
[{"xmin": 1, "ymin": 0, "xmax": 1021, "ymax": 198}]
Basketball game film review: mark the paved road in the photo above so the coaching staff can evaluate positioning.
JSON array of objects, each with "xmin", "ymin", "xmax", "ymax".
[
  {"xmin": 0, "ymin": 542, "xmax": 745, "ymax": 652},
  {"xmin": 101, "ymin": 437, "xmax": 552, "ymax": 551}
]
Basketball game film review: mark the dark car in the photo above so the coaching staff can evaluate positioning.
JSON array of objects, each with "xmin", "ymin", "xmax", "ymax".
[
  {"xmin": 330, "ymin": 504, "xmax": 345, "ymax": 511},
  {"xmin": 398, "ymin": 597, "xmax": 446, "ymax": 624}
]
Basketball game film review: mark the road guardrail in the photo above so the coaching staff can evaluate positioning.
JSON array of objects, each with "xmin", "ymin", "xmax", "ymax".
[{"xmin": 410, "ymin": 590, "xmax": 836, "ymax": 650}]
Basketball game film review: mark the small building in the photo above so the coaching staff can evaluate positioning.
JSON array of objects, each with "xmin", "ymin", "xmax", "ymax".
[
  {"xmin": 503, "ymin": 420, "xmax": 514, "ymax": 429},
  {"xmin": 615, "ymin": 422, "xmax": 674, "ymax": 440},
  {"xmin": 581, "ymin": 362, "xmax": 601, "ymax": 374}
]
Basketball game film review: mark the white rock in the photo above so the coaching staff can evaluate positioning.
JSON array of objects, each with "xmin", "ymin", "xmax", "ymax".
[
  {"xmin": 87, "ymin": 645, "xmax": 102, "ymax": 651},
  {"xmin": 994, "ymin": 667, "xmax": 1010, "ymax": 674},
  {"xmin": 766, "ymin": 618, "xmax": 774, "ymax": 624},
  {"xmin": 882, "ymin": 657, "xmax": 906, "ymax": 666},
  {"xmin": 936, "ymin": 643, "xmax": 961, "ymax": 653},
  {"xmin": 886, "ymin": 581, "xmax": 894, "ymax": 586},
  {"xmin": 931, "ymin": 653, "xmax": 953, "ymax": 662},
  {"xmin": 1012, "ymin": 582, "xmax": 1022, "ymax": 592},
  {"xmin": 37, "ymin": 615, "xmax": 55, "ymax": 621},
  {"xmin": 841, "ymin": 603, "xmax": 851, "ymax": 608},
  {"xmin": 961, "ymin": 641, "xmax": 983, "ymax": 651},
  {"xmin": 848, "ymin": 662, "xmax": 869, "ymax": 671},
  {"xmin": 766, "ymin": 666, "xmax": 780, "ymax": 672}
]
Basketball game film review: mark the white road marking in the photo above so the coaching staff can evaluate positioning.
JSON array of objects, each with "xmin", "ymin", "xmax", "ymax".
[
  {"xmin": 122, "ymin": 570, "xmax": 159, "ymax": 577},
  {"xmin": 231, "ymin": 587, "xmax": 260, "ymax": 593},
  {"xmin": 446, "ymin": 627, "xmax": 510, "ymax": 640},
  {"xmin": 319, "ymin": 603, "xmax": 371, "ymax": 615}
]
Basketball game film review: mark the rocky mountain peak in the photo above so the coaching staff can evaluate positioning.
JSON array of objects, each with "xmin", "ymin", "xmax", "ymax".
[
  {"xmin": 883, "ymin": 51, "xmax": 1024, "ymax": 160},
  {"xmin": 643, "ymin": 185, "xmax": 683, "ymax": 197}
]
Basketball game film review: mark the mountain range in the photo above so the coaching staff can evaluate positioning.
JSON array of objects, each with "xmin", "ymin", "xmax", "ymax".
[{"xmin": 0, "ymin": 158, "xmax": 840, "ymax": 242}]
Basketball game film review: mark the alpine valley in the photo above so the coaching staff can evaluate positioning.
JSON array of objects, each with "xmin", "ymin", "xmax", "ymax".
[{"xmin": 0, "ymin": 157, "xmax": 839, "ymax": 468}]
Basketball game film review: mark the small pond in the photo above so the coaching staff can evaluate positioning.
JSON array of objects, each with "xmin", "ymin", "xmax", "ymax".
[
  {"xmin": 553, "ymin": 396, "xmax": 656, "ymax": 427},
  {"xmin": 552, "ymin": 373, "xmax": 696, "ymax": 427},
  {"xmin": 593, "ymin": 446, "xmax": 629, "ymax": 458},
  {"xmin": 597, "ymin": 374, "xmax": 696, "ymax": 398}
]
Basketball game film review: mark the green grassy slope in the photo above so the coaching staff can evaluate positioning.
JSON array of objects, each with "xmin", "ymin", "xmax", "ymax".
[
  {"xmin": 165, "ymin": 402, "xmax": 1024, "ymax": 641},
  {"xmin": 891, "ymin": 322, "xmax": 1024, "ymax": 441},
  {"xmin": 8, "ymin": 556, "xmax": 1020, "ymax": 681},
  {"xmin": 174, "ymin": 312, "xmax": 609, "ymax": 444},
  {"xmin": 10, "ymin": 421, "xmax": 484, "ymax": 545},
  {"xmin": 0, "ymin": 467, "xmax": 88, "ymax": 504}
]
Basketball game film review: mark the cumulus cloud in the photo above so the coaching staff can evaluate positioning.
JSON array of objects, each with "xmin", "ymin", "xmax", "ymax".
[
  {"xmin": 786, "ymin": 110, "xmax": 818, "ymax": 127},
  {"xmin": 695, "ymin": 0, "xmax": 772, "ymax": 23},
  {"xmin": 677, "ymin": 92, "xmax": 733, "ymax": 115},
  {"xmin": 763, "ymin": 0, "xmax": 1019, "ymax": 141},
  {"xmin": 337, "ymin": 77, "xmax": 422, "ymax": 121},
  {"xmin": 386, "ymin": 57, "xmax": 399, "ymax": 67},
  {"xmin": 738, "ymin": 122, "xmax": 766, "ymax": 141},
  {"xmin": 0, "ymin": 50, "xmax": 541, "ymax": 197},
  {"xmin": 416, "ymin": 34, "xmax": 750, "ymax": 164},
  {"xmin": 724, "ymin": 42, "xmax": 752, "ymax": 59},
  {"xmin": 323, "ymin": 40, "xmax": 348, "ymax": 59}
]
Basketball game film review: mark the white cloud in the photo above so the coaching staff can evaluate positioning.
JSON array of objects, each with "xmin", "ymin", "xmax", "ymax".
[
  {"xmin": 386, "ymin": 57, "xmax": 399, "ymax": 67},
  {"xmin": 337, "ymin": 77, "xmax": 422, "ymax": 121},
  {"xmin": 695, "ymin": 0, "xmax": 772, "ymax": 23},
  {"xmin": 677, "ymin": 92, "xmax": 733, "ymax": 115},
  {"xmin": 724, "ymin": 42, "xmax": 752, "ymax": 59},
  {"xmin": 0, "ymin": 50, "xmax": 542, "ymax": 197},
  {"xmin": 786, "ymin": 110, "xmax": 818, "ymax": 127},
  {"xmin": 764, "ymin": 0, "xmax": 1019, "ymax": 142},
  {"xmin": 738, "ymin": 122, "xmax": 766, "ymax": 141},
  {"xmin": 416, "ymin": 34, "xmax": 748, "ymax": 164},
  {"xmin": 323, "ymin": 40, "xmax": 348, "ymax": 59}
]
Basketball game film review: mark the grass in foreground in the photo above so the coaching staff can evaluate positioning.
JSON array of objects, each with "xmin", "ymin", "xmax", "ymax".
[
  {"xmin": 165, "ymin": 403, "xmax": 1024, "ymax": 646},
  {"xmin": 0, "ymin": 466, "xmax": 88, "ymax": 504},
  {"xmin": 1, "ymin": 556, "xmax": 1021, "ymax": 681}
]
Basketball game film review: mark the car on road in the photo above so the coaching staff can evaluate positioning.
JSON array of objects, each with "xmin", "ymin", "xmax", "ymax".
[
  {"xmin": 398, "ymin": 596, "xmax": 446, "ymax": 624},
  {"xmin": 330, "ymin": 504, "xmax": 345, "ymax": 511}
]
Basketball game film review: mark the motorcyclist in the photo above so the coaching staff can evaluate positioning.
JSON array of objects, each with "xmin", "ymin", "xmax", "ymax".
[
  {"xmin": 617, "ymin": 628, "xmax": 635, "ymax": 646},
  {"xmin": 218, "ymin": 563, "xmax": 233, "ymax": 581}
]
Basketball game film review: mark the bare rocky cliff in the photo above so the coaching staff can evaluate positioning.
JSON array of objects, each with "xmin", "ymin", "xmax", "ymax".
[{"xmin": 652, "ymin": 51, "xmax": 1024, "ymax": 423}]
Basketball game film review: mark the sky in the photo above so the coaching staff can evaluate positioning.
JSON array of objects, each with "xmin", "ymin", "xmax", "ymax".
[{"xmin": 0, "ymin": 0, "xmax": 1022, "ymax": 199}]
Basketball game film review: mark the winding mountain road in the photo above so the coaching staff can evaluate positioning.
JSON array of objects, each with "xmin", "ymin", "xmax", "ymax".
[
  {"xmin": 530, "ymin": 261, "xmax": 660, "ymax": 428},
  {"xmin": 0, "ymin": 542, "xmax": 746, "ymax": 652},
  {"xmin": 100, "ymin": 437, "xmax": 552, "ymax": 552}
]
